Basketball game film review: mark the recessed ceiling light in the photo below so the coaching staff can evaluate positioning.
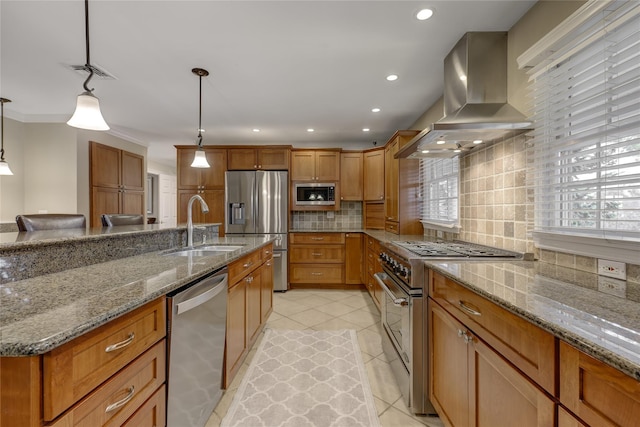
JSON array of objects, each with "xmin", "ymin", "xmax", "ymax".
[
  {"xmin": 307, "ymin": 128, "xmax": 314, "ymax": 132},
  {"xmin": 386, "ymin": 74, "xmax": 398, "ymax": 81},
  {"xmin": 416, "ymin": 9, "xmax": 433, "ymax": 20},
  {"xmin": 436, "ymin": 140, "xmax": 446, "ymax": 145},
  {"xmin": 473, "ymin": 140, "xmax": 483, "ymax": 144},
  {"xmin": 252, "ymin": 128, "xmax": 260, "ymax": 132},
  {"xmin": 363, "ymin": 128, "xmax": 370, "ymax": 132},
  {"xmin": 371, "ymin": 108, "xmax": 381, "ymax": 113}
]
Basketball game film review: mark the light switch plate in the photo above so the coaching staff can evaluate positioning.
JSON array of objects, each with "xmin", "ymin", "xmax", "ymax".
[{"xmin": 597, "ymin": 259, "xmax": 626, "ymax": 280}]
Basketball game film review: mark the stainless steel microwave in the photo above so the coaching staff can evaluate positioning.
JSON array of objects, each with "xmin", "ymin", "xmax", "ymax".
[{"xmin": 294, "ymin": 183, "xmax": 336, "ymax": 206}]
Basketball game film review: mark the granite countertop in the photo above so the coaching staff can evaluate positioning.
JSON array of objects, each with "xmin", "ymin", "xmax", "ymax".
[
  {"xmin": 0, "ymin": 235, "xmax": 274, "ymax": 356},
  {"xmin": 427, "ymin": 260, "xmax": 640, "ymax": 381}
]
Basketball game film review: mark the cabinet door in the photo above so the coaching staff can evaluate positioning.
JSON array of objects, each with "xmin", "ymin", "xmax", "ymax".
[
  {"xmin": 92, "ymin": 187, "xmax": 121, "ymax": 227},
  {"xmin": 559, "ymin": 341, "xmax": 640, "ymax": 427},
  {"xmin": 258, "ymin": 148, "xmax": 290, "ymax": 170},
  {"xmin": 176, "ymin": 148, "xmax": 201, "ymax": 190},
  {"xmin": 340, "ymin": 152, "xmax": 363, "ymax": 201},
  {"xmin": 200, "ymin": 149, "xmax": 227, "ymax": 188},
  {"xmin": 345, "ymin": 233, "xmax": 362, "ymax": 284},
  {"xmin": 291, "ymin": 150, "xmax": 316, "ymax": 180},
  {"xmin": 385, "ymin": 140, "xmax": 399, "ymax": 221},
  {"xmin": 315, "ymin": 151, "xmax": 340, "ymax": 181},
  {"xmin": 429, "ymin": 302, "xmax": 471, "ymax": 427},
  {"xmin": 121, "ymin": 191, "xmax": 144, "ymax": 216},
  {"xmin": 363, "ymin": 149, "xmax": 385, "ymax": 201},
  {"xmin": 225, "ymin": 281, "xmax": 247, "ymax": 388},
  {"xmin": 261, "ymin": 258, "xmax": 273, "ymax": 324},
  {"xmin": 470, "ymin": 330, "xmax": 555, "ymax": 427},
  {"xmin": 246, "ymin": 270, "xmax": 262, "ymax": 346},
  {"xmin": 121, "ymin": 151, "xmax": 144, "ymax": 191},
  {"xmin": 227, "ymin": 148, "xmax": 257, "ymax": 170},
  {"xmin": 558, "ymin": 407, "xmax": 588, "ymax": 427},
  {"xmin": 91, "ymin": 142, "xmax": 121, "ymax": 189},
  {"xmin": 177, "ymin": 190, "xmax": 224, "ymax": 233}
]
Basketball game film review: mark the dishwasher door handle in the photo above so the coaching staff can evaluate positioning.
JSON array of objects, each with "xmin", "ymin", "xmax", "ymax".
[{"xmin": 176, "ymin": 274, "xmax": 228, "ymax": 315}]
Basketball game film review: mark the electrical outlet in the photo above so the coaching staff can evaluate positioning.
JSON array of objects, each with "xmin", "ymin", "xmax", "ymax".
[
  {"xmin": 597, "ymin": 276, "xmax": 626, "ymax": 298},
  {"xmin": 436, "ymin": 230, "xmax": 443, "ymax": 239},
  {"xmin": 597, "ymin": 259, "xmax": 626, "ymax": 281}
]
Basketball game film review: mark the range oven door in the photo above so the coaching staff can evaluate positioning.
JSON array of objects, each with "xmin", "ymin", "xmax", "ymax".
[{"xmin": 374, "ymin": 271, "xmax": 411, "ymax": 370}]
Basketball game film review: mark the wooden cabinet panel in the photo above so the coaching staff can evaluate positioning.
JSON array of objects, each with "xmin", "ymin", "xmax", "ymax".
[
  {"xmin": 558, "ymin": 406, "xmax": 588, "ymax": 427},
  {"xmin": 315, "ymin": 151, "xmax": 340, "ymax": 181},
  {"xmin": 50, "ymin": 341, "xmax": 165, "ymax": 427},
  {"xmin": 290, "ymin": 245, "xmax": 345, "ymax": 263},
  {"xmin": 559, "ymin": 341, "xmax": 640, "ymax": 427},
  {"xmin": 177, "ymin": 189, "xmax": 224, "ymax": 234},
  {"xmin": 290, "ymin": 232, "xmax": 345, "ymax": 245},
  {"xmin": 177, "ymin": 148, "xmax": 201, "ymax": 189},
  {"xmin": 122, "ymin": 191, "xmax": 144, "ymax": 215},
  {"xmin": 91, "ymin": 143, "xmax": 121, "ymax": 189},
  {"xmin": 43, "ymin": 298, "xmax": 166, "ymax": 421},
  {"xmin": 225, "ymin": 281, "xmax": 247, "ymax": 388},
  {"xmin": 385, "ymin": 220, "xmax": 399, "ymax": 234},
  {"xmin": 92, "ymin": 187, "xmax": 121, "ymax": 226},
  {"xmin": 259, "ymin": 148, "xmax": 290, "ymax": 170},
  {"xmin": 363, "ymin": 149, "xmax": 385, "ymax": 201},
  {"xmin": 121, "ymin": 151, "xmax": 145, "ymax": 191},
  {"xmin": 364, "ymin": 202, "xmax": 385, "ymax": 229},
  {"xmin": 291, "ymin": 150, "xmax": 316, "ymax": 181},
  {"xmin": 385, "ymin": 140, "xmax": 399, "ymax": 221},
  {"xmin": 228, "ymin": 250, "xmax": 263, "ymax": 286},
  {"xmin": 227, "ymin": 148, "xmax": 257, "ymax": 170},
  {"xmin": 0, "ymin": 356, "xmax": 41, "ymax": 427},
  {"xmin": 199, "ymin": 149, "xmax": 227, "ymax": 188},
  {"xmin": 290, "ymin": 264, "xmax": 344, "ymax": 284},
  {"xmin": 340, "ymin": 152, "xmax": 363, "ymax": 201},
  {"xmin": 246, "ymin": 269, "xmax": 262, "ymax": 345},
  {"xmin": 261, "ymin": 258, "xmax": 274, "ymax": 324},
  {"xmin": 291, "ymin": 150, "xmax": 339, "ymax": 181},
  {"xmin": 121, "ymin": 385, "xmax": 166, "ymax": 427},
  {"xmin": 345, "ymin": 233, "xmax": 363, "ymax": 285},
  {"xmin": 430, "ymin": 272, "xmax": 556, "ymax": 395}
]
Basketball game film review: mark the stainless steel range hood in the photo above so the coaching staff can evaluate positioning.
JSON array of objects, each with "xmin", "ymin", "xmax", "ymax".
[{"xmin": 397, "ymin": 32, "xmax": 532, "ymax": 159}]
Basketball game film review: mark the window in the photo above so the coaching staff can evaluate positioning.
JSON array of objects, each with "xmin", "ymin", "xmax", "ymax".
[
  {"xmin": 419, "ymin": 157, "xmax": 460, "ymax": 231},
  {"xmin": 521, "ymin": 0, "xmax": 640, "ymax": 259}
]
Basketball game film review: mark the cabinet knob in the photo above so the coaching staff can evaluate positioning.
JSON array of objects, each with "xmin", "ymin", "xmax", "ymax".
[{"xmin": 253, "ymin": 165, "xmax": 257, "ymax": 168}]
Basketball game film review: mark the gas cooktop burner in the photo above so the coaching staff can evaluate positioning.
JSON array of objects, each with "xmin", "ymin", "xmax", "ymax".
[{"xmin": 391, "ymin": 241, "xmax": 521, "ymax": 259}]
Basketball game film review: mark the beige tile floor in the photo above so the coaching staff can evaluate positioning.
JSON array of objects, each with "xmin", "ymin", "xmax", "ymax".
[{"xmin": 206, "ymin": 288, "xmax": 444, "ymax": 427}]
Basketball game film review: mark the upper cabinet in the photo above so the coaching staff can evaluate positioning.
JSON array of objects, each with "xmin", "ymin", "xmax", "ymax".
[
  {"xmin": 363, "ymin": 148, "xmax": 385, "ymax": 201},
  {"xmin": 90, "ymin": 142, "xmax": 145, "ymax": 227},
  {"xmin": 227, "ymin": 146, "xmax": 290, "ymax": 170},
  {"xmin": 291, "ymin": 149, "xmax": 340, "ymax": 181},
  {"xmin": 176, "ymin": 147, "xmax": 226, "ymax": 190},
  {"xmin": 340, "ymin": 151, "xmax": 363, "ymax": 201}
]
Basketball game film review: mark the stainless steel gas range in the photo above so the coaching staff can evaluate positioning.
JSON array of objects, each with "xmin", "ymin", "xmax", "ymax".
[{"xmin": 374, "ymin": 240, "xmax": 522, "ymax": 415}]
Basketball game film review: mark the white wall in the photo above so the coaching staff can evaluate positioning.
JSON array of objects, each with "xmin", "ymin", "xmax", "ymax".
[{"xmin": 0, "ymin": 117, "xmax": 25, "ymax": 223}]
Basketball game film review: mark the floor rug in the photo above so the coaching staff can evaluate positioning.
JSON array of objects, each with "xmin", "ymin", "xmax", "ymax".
[{"xmin": 221, "ymin": 329, "xmax": 381, "ymax": 427}]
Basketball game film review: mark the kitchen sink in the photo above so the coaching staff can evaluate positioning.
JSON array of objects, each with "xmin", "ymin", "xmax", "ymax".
[
  {"xmin": 164, "ymin": 245, "xmax": 245, "ymax": 257},
  {"xmin": 199, "ymin": 245, "xmax": 244, "ymax": 252}
]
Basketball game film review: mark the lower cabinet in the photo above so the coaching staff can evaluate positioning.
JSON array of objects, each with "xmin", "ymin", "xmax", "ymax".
[
  {"xmin": 429, "ymin": 301, "xmax": 555, "ymax": 427},
  {"xmin": 345, "ymin": 233, "xmax": 363, "ymax": 284},
  {"xmin": 224, "ymin": 244, "xmax": 274, "ymax": 388},
  {"xmin": 365, "ymin": 235, "xmax": 382, "ymax": 309}
]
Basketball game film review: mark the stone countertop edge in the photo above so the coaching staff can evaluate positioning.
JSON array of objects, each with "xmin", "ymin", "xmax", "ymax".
[
  {"xmin": 0, "ymin": 235, "xmax": 274, "ymax": 357},
  {"xmin": 425, "ymin": 261, "xmax": 640, "ymax": 382}
]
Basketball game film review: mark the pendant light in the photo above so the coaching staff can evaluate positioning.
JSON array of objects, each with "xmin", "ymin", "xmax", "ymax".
[
  {"xmin": 190, "ymin": 68, "xmax": 211, "ymax": 168},
  {"xmin": 67, "ymin": 0, "xmax": 109, "ymax": 131},
  {"xmin": 0, "ymin": 98, "xmax": 13, "ymax": 176}
]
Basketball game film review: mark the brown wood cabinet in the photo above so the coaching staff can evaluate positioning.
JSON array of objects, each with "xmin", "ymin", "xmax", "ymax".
[
  {"xmin": 0, "ymin": 298, "xmax": 167, "ymax": 427},
  {"xmin": 384, "ymin": 130, "xmax": 422, "ymax": 235},
  {"xmin": 90, "ymin": 142, "xmax": 145, "ymax": 227},
  {"xmin": 345, "ymin": 233, "xmax": 363, "ymax": 285},
  {"xmin": 363, "ymin": 148, "xmax": 385, "ymax": 201},
  {"xmin": 365, "ymin": 235, "xmax": 382, "ymax": 309},
  {"xmin": 559, "ymin": 341, "xmax": 640, "ymax": 427},
  {"xmin": 289, "ymin": 232, "xmax": 346, "ymax": 287},
  {"xmin": 291, "ymin": 149, "xmax": 340, "ymax": 181},
  {"xmin": 340, "ymin": 151, "xmax": 363, "ymax": 201},
  {"xmin": 225, "ymin": 244, "xmax": 274, "ymax": 388},
  {"xmin": 429, "ymin": 302, "xmax": 555, "ymax": 427},
  {"xmin": 227, "ymin": 146, "xmax": 290, "ymax": 170},
  {"xmin": 176, "ymin": 146, "xmax": 227, "ymax": 234}
]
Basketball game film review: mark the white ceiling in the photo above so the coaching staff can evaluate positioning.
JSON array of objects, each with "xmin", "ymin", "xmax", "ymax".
[{"xmin": 1, "ymin": 0, "xmax": 535, "ymax": 167}]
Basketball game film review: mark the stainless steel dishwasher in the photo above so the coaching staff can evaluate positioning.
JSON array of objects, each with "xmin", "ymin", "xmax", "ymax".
[{"xmin": 166, "ymin": 266, "xmax": 228, "ymax": 427}]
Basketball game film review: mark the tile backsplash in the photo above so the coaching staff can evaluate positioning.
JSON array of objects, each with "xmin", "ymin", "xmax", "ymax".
[{"xmin": 291, "ymin": 202, "xmax": 362, "ymax": 230}]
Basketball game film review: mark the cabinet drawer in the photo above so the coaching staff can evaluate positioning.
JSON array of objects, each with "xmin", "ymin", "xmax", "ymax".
[
  {"xmin": 50, "ymin": 341, "xmax": 165, "ymax": 427},
  {"xmin": 430, "ymin": 271, "xmax": 556, "ymax": 394},
  {"xmin": 261, "ymin": 243, "xmax": 274, "ymax": 261},
  {"xmin": 122, "ymin": 384, "xmax": 166, "ymax": 427},
  {"xmin": 385, "ymin": 220, "xmax": 399, "ymax": 234},
  {"xmin": 43, "ymin": 298, "xmax": 166, "ymax": 421},
  {"xmin": 290, "ymin": 245, "xmax": 345, "ymax": 263},
  {"xmin": 290, "ymin": 232, "xmax": 345, "ymax": 244},
  {"xmin": 290, "ymin": 264, "xmax": 344, "ymax": 284},
  {"xmin": 559, "ymin": 341, "xmax": 640, "ymax": 427},
  {"xmin": 229, "ymin": 249, "xmax": 262, "ymax": 286}
]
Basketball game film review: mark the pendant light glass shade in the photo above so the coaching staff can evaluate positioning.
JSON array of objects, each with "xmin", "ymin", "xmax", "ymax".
[
  {"xmin": 67, "ymin": 91, "xmax": 109, "ymax": 131},
  {"xmin": 190, "ymin": 149, "xmax": 210, "ymax": 168},
  {"xmin": 0, "ymin": 160, "xmax": 13, "ymax": 176}
]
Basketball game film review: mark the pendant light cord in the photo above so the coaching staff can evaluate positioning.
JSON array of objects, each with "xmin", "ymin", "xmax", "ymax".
[
  {"xmin": 82, "ymin": 0, "xmax": 95, "ymax": 93},
  {"xmin": 197, "ymin": 72, "xmax": 203, "ymax": 148},
  {"xmin": 0, "ymin": 98, "xmax": 9, "ymax": 162}
]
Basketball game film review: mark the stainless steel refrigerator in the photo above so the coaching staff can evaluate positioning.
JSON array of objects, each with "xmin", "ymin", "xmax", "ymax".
[{"xmin": 225, "ymin": 170, "xmax": 288, "ymax": 291}]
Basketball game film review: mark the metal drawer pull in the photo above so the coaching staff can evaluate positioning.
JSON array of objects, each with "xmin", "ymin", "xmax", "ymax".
[
  {"xmin": 459, "ymin": 301, "xmax": 482, "ymax": 316},
  {"xmin": 393, "ymin": 298, "xmax": 408, "ymax": 307},
  {"xmin": 105, "ymin": 386, "xmax": 135, "ymax": 413},
  {"xmin": 243, "ymin": 261, "xmax": 253, "ymax": 268},
  {"xmin": 311, "ymin": 272, "xmax": 323, "ymax": 276},
  {"xmin": 311, "ymin": 252, "xmax": 322, "ymax": 256},
  {"xmin": 311, "ymin": 237, "xmax": 324, "ymax": 240},
  {"xmin": 105, "ymin": 333, "xmax": 135, "ymax": 353}
]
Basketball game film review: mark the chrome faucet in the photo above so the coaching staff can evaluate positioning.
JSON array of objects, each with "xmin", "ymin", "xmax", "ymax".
[{"xmin": 187, "ymin": 194, "xmax": 209, "ymax": 248}]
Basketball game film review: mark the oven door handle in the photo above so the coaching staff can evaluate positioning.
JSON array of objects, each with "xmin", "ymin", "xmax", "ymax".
[{"xmin": 374, "ymin": 272, "xmax": 409, "ymax": 307}]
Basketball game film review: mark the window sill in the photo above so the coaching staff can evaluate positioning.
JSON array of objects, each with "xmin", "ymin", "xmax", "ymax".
[
  {"xmin": 533, "ymin": 231, "xmax": 640, "ymax": 265},
  {"xmin": 420, "ymin": 221, "xmax": 461, "ymax": 234}
]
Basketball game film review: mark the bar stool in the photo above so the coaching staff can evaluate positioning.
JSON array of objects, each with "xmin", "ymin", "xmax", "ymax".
[
  {"xmin": 16, "ymin": 214, "xmax": 87, "ymax": 232},
  {"xmin": 101, "ymin": 214, "xmax": 144, "ymax": 227}
]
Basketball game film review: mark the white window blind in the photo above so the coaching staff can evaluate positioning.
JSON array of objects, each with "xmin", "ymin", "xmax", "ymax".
[
  {"xmin": 528, "ymin": 0, "xmax": 640, "ymax": 244},
  {"xmin": 419, "ymin": 158, "xmax": 460, "ymax": 230}
]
